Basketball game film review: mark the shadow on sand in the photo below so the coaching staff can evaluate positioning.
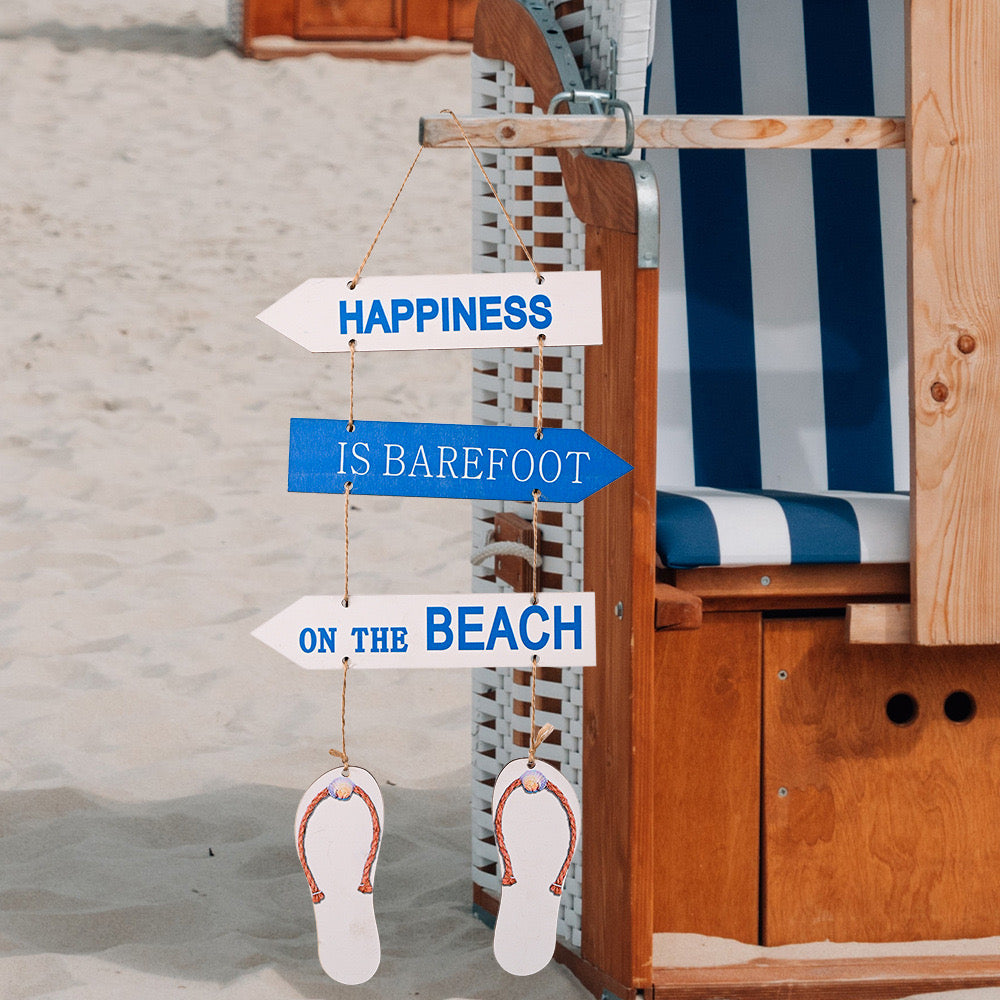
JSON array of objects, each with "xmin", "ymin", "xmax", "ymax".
[
  {"xmin": 0, "ymin": 21, "xmax": 231, "ymax": 58},
  {"xmin": 0, "ymin": 776, "xmax": 495, "ymax": 997}
]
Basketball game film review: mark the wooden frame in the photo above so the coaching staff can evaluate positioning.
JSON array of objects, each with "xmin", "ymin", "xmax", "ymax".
[
  {"xmin": 470, "ymin": 0, "xmax": 1000, "ymax": 997},
  {"xmin": 235, "ymin": 0, "xmax": 476, "ymax": 59}
]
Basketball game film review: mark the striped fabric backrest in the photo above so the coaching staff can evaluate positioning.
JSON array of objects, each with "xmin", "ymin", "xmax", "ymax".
[{"xmin": 645, "ymin": 0, "xmax": 908, "ymax": 495}]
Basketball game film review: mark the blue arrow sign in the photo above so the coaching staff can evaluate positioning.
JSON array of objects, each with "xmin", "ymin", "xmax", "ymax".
[{"xmin": 288, "ymin": 419, "xmax": 631, "ymax": 503}]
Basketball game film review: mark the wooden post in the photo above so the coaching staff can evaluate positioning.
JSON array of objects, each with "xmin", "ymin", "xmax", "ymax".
[{"xmin": 910, "ymin": 0, "xmax": 1000, "ymax": 644}]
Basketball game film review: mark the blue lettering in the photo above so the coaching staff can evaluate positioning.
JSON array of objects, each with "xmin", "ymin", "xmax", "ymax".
[
  {"xmin": 391, "ymin": 627, "xmax": 408, "ymax": 652},
  {"xmin": 370, "ymin": 627, "xmax": 389, "ymax": 653},
  {"xmin": 416, "ymin": 297, "xmax": 439, "ymax": 332},
  {"xmin": 427, "ymin": 607, "xmax": 453, "ymax": 651},
  {"xmin": 351, "ymin": 626, "xmax": 368, "ymax": 652},
  {"xmin": 452, "ymin": 297, "xmax": 476, "ymax": 331},
  {"xmin": 519, "ymin": 605, "xmax": 549, "ymax": 651},
  {"xmin": 553, "ymin": 604, "xmax": 582, "ymax": 650},
  {"xmin": 529, "ymin": 293, "xmax": 552, "ymax": 330},
  {"xmin": 458, "ymin": 605, "xmax": 485, "ymax": 651},
  {"xmin": 504, "ymin": 294, "xmax": 527, "ymax": 330},
  {"xmin": 391, "ymin": 298, "xmax": 414, "ymax": 332},
  {"xmin": 486, "ymin": 606, "xmax": 518, "ymax": 651},
  {"xmin": 317, "ymin": 627, "xmax": 337, "ymax": 653},
  {"xmin": 339, "ymin": 299, "xmax": 364, "ymax": 335},
  {"xmin": 363, "ymin": 299, "xmax": 391, "ymax": 334},
  {"xmin": 479, "ymin": 295, "xmax": 502, "ymax": 331},
  {"xmin": 299, "ymin": 628, "xmax": 317, "ymax": 653}
]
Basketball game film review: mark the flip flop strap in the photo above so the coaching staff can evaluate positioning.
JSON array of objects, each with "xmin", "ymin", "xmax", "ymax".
[
  {"xmin": 297, "ymin": 787, "xmax": 330, "ymax": 902},
  {"xmin": 353, "ymin": 785, "xmax": 381, "ymax": 893},
  {"xmin": 493, "ymin": 776, "xmax": 577, "ymax": 895},
  {"xmin": 544, "ymin": 782, "xmax": 577, "ymax": 895},
  {"xmin": 493, "ymin": 778, "xmax": 522, "ymax": 885},
  {"xmin": 296, "ymin": 784, "xmax": 382, "ymax": 902}
]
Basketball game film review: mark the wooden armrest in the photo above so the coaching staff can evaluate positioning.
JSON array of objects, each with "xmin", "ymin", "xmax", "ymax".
[{"xmin": 655, "ymin": 582, "xmax": 702, "ymax": 631}]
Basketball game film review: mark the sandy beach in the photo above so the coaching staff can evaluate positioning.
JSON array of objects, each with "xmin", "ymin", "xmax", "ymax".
[{"xmin": 0, "ymin": 2, "xmax": 589, "ymax": 997}]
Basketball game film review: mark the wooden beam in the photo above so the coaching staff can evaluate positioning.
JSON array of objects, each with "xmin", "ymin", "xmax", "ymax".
[
  {"xmin": 420, "ymin": 113, "xmax": 905, "ymax": 150},
  {"xmin": 246, "ymin": 34, "xmax": 470, "ymax": 60},
  {"xmin": 651, "ymin": 953, "xmax": 1000, "ymax": 1000},
  {"xmin": 910, "ymin": 0, "xmax": 1000, "ymax": 644},
  {"xmin": 583, "ymin": 226, "xmax": 659, "ymax": 990},
  {"xmin": 670, "ymin": 563, "xmax": 910, "ymax": 607},
  {"xmin": 847, "ymin": 603, "xmax": 912, "ymax": 644}
]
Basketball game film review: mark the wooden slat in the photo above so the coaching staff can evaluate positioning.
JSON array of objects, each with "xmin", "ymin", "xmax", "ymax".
[
  {"xmin": 910, "ymin": 0, "xmax": 1000, "ymax": 644},
  {"xmin": 246, "ymin": 34, "xmax": 470, "ymax": 60},
  {"xmin": 582, "ymin": 226, "xmax": 659, "ymax": 989},
  {"xmin": 670, "ymin": 563, "xmax": 909, "ymax": 608},
  {"xmin": 420, "ymin": 113, "xmax": 905, "ymax": 150},
  {"xmin": 651, "ymin": 615, "xmax": 761, "ymax": 942},
  {"xmin": 847, "ymin": 603, "xmax": 912, "ymax": 644},
  {"xmin": 652, "ymin": 954, "xmax": 1000, "ymax": 1000},
  {"xmin": 763, "ymin": 617, "xmax": 1000, "ymax": 944}
]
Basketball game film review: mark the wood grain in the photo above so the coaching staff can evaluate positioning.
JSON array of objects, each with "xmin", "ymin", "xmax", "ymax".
[
  {"xmin": 420, "ymin": 113, "xmax": 905, "ymax": 150},
  {"xmin": 653, "ymin": 582, "xmax": 702, "ymax": 631},
  {"xmin": 582, "ymin": 227, "xmax": 659, "ymax": 988},
  {"xmin": 294, "ymin": 0, "xmax": 402, "ymax": 41},
  {"xmin": 670, "ymin": 563, "xmax": 909, "ymax": 609},
  {"xmin": 651, "ymin": 613, "xmax": 762, "ymax": 942},
  {"xmin": 910, "ymin": 0, "xmax": 1000, "ymax": 644},
  {"xmin": 473, "ymin": 0, "xmax": 641, "ymax": 233},
  {"xmin": 763, "ymin": 616, "xmax": 1000, "ymax": 944},
  {"xmin": 847, "ymin": 603, "xmax": 912, "ymax": 644},
  {"xmin": 651, "ymin": 953, "xmax": 1000, "ymax": 1000}
]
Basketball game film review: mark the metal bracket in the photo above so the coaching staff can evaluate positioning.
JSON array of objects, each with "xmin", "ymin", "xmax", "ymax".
[
  {"xmin": 513, "ymin": 0, "xmax": 658, "ymax": 269},
  {"xmin": 547, "ymin": 89, "xmax": 636, "ymax": 159}
]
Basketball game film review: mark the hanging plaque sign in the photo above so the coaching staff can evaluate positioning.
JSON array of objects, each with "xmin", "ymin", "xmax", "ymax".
[
  {"xmin": 257, "ymin": 271, "xmax": 602, "ymax": 352},
  {"xmin": 288, "ymin": 418, "xmax": 631, "ymax": 504},
  {"xmin": 252, "ymin": 592, "xmax": 597, "ymax": 670}
]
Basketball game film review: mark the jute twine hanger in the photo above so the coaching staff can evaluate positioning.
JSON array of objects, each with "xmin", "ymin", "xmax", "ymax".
[{"xmin": 339, "ymin": 115, "xmax": 552, "ymax": 769}]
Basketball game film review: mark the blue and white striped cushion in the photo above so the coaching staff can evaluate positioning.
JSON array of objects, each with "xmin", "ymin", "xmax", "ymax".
[
  {"xmin": 645, "ymin": 0, "xmax": 907, "ymax": 567},
  {"xmin": 656, "ymin": 488, "xmax": 908, "ymax": 568}
]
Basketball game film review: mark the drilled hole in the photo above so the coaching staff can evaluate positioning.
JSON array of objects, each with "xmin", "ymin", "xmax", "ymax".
[
  {"xmin": 886, "ymin": 692, "xmax": 918, "ymax": 727},
  {"xmin": 944, "ymin": 690, "xmax": 976, "ymax": 724}
]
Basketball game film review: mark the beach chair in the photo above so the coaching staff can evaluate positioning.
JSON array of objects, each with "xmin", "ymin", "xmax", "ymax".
[{"xmin": 466, "ymin": 0, "xmax": 1000, "ymax": 997}]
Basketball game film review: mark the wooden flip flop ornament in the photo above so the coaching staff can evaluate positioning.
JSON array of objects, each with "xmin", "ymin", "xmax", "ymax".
[
  {"xmin": 295, "ymin": 766, "xmax": 384, "ymax": 984},
  {"xmin": 491, "ymin": 757, "xmax": 580, "ymax": 976}
]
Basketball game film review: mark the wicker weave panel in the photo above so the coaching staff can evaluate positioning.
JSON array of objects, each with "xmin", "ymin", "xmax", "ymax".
[{"xmin": 469, "ymin": 1, "xmax": 655, "ymax": 952}]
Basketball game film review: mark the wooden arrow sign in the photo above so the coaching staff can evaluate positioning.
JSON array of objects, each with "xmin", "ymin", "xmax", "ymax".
[
  {"xmin": 252, "ymin": 593, "xmax": 596, "ymax": 670},
  {"xmin": 288, "ymin": 419, "xmax": 632, "ymax": 504},
  {"xmin": 257, "ymin": 271, "xmax": 602, "ymax": 352}
]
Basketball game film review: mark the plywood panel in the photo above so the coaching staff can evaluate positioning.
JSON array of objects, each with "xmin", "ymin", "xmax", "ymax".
[
  {"xmin": 651, "ymin": 613, "xmax": 762, "ymax": 942},
  {"xmin": 910, "ymin": 0, "xmax": 1000, "ymax": 644},
  {"xmin": 294, "ymin": 0, "xmax": 402, "ymax": 40},
  {"xmin": 763, "ymin": 616, "xmax": 1000, "ymax": 944}
]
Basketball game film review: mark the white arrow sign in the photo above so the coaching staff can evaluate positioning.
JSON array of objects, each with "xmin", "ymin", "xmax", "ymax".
[
  {"xmin": 257, "ymin": 271, "xmax": 602, "ymax": 352},
  {"xmin": 252, "ymin": 593, "xmax": 596, "ymax": 669}
]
